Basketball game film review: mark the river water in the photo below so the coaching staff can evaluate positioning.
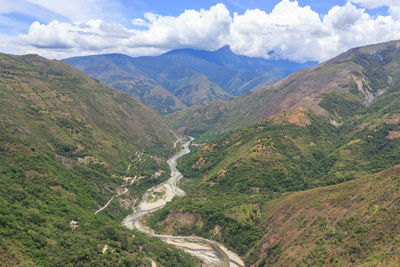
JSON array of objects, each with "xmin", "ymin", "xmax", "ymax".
[{"xmin": 122, "ymin": 137, "xmax": 244, "ymax": 267}]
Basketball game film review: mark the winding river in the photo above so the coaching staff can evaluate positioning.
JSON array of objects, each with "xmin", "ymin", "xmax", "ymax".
[{"xmin": 122, "ymin": 137, "xmax": 245, "ymax": 267}]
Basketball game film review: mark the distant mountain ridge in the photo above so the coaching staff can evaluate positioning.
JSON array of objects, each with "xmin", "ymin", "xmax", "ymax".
[
  {"xmin": 167, "ymin": 40, "xmax": 400, "ymax": 137},
  {"xmin": 64, "ymin": 46, "xmax": 316, "ymax": 114},
  {"xmin": 164, "ymin": 45, "xmax": 317, "ymax": 74}
]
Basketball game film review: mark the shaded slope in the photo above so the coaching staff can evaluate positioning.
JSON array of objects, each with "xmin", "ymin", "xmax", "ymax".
[
  {"xmin": 63, "ymin": 54, "xmax": 186, "ymax": 115},
  {"xmin": 122, "ymin": 46, "xmax": 315, "ymax": 97},
  {"xmin": 131, "ymin": 50, "xmax": 280, "ymax": 97},
  {"xmin": 64, "ymin": 46, "xmax": 315, "ymax": 114},
  {"xmin": 164, "ymin": 45, "xmax": 317, "ymax": 82},
  {"xmin": 0, "ymin": 53, "xmax": 199, "ymax": 266},
  {"xmin": 172, "ymin": 74, "xmax": 232, "ymax": 106}
]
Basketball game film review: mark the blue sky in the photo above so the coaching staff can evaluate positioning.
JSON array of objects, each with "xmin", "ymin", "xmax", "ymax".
[
  {"xmin": 1, "ymin": 0, "xmax": 389, "ymax": 32},
  {"xmin": 122, "ymin": 1, "xmax": 350, "ymax": 17},
  {"xmin": 0, "ymin": 0, "xmax": 399, "ymax": 61},
  {"xmin": 127, "ymin": 0, "xmax": 385, "ymax": 17}
]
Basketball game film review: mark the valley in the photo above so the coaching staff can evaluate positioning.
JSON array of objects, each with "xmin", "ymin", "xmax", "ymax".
[
  {"xmin": 122, "ymin": 137, "xmax": 244, "ymax": 267},
  {"xmin": 4, "ymin": 0, "xmax": 400, "ymax": 266},
  {"xmin": 0, "ymin": 53, "xmax": 200, "ymax": 266},
  {"xmin": 144, "ymin": 40, "xmax": 400, "ymax": 266},
  {"xmin": 2, "ymin": 38, "xmax": 400, "ymax": 267}
]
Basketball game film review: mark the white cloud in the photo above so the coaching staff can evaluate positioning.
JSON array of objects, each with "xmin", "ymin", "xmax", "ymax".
[
  {"xmin": 349, "ymin": 0, "xmax": 398, "ymax": 9},
  {"xmin": 26, "ymin": 0, "xmax": 98, "ymax": 21},
  {"xmin": 126, "ymin": 4, "xmax": 232, "ymax": 50},
  {"xmin": 350, "ymin": 0, "xmax": 400, "ymax": 19},
  {"xmin": 322, "ymin": 3, "xmax": 400, "ymax": 55},
  {"xmin": 228, "ymin": 0, "xmax": 328, "ymax": 61},
  {"xmin": 132, "ymin": 18, "xmax": 148, "ymax": 27},
  {"xmin": 16, "ymin": 3, "xmax": 232, "ymax": 58},
  {"xmin": 21, "ymin": 20, "xmax": 126, "ymax": 49},
  {"xmin": 9, "ymin": 1, "xmax": 400, "ymax": 61},
  {"xmin": 228, "ymin": 1, "xmax": 400, "ymax": 61}
]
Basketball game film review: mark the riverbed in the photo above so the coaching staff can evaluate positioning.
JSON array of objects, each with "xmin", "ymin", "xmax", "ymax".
[{"xmin": 122, "ymin": 137, "xmax": 244, "ymax": 267}]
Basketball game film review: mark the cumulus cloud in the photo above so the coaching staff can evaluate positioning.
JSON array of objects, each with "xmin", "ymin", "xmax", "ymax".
[
  {"xmin": 20, "ymin": 20, "xmax": 132, "ymax": 50},
  {"xmin": 126, "ymin": 4, "xmax": 231, "ymax": 50},
  {"xmin": 228, "ymin": 1, "xmax": 400, "ymax": 62},
  {"xmin": 349, "ymin": 0, "xmax": 400, "ymax": 10},
  {"xmin": 16, "ymin": 3, "xmax": 232, "ymax": 58},
  {"xmin": 350, "ymin": 0, "xmax": 400, "ymax": 19},
  {"xmin": 228, "ymin": 0, "xmax": 328, "ymax": 61},
  {"xmin": 12, "ymin": 1, "xmax": 400, "ymax": 61}
]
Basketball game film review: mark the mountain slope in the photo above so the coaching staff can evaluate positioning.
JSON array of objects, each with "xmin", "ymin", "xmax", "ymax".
[
  {"xmin": 131, "ymin": 48, "xmax": 282, "ymax": 96},
  {"xmin": 167, "ymin": 40, "xmax": 399, "ymax": 138},
  {"xmin": 172, "ymin": 74, "xmax": 232, "ymax": 106},
  {"xmin": 147, "ymin": 40, "xmax": 400, "ymax": 266},
  {"xmin": 160, "ymin": 46, "xmax": 317, "ymax": 96},
  {"xmin": 246, "ymin": 165, "xmax": 400, "ymax": 266},
  {"xmin": 64, "ymin": 47, "xmax": 315, "ymax": 114},
  {"xmin": 63, "ymin": 53, "xmax": 186, "ymax": 115},
  {"xmin": 164, "ymin": 45, "xmax": 317, "ymax": 81},
  {"xmin": 0, "ymin": 53, "xmax": 199, "ymax": 266}
]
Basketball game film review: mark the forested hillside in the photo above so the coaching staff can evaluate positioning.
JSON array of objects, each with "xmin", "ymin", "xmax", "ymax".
[
  {"xmin": 148, "ymin": 40, "xmax": 400, "ymax": 266},
  {"xmin": 0, "ymin": 53, "xmax": 199, "ymax": 266}
]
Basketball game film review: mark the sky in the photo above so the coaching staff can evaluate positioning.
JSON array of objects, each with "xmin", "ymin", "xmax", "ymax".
[{"xmin": 0, "ymin": 0, "xmax": 400, "ymax": 62}]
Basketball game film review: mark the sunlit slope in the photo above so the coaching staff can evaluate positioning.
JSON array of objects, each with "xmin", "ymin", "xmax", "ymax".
[
  {"xmin": 148, "ymin": 40, "xmax": 400, "ymax": 266},
  {"xmin": 168, "ymin": 40, "xmax": 400, "ymax": 139}
]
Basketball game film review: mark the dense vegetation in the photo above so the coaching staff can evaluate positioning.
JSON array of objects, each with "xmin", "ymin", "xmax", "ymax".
[
  {"xmin": 0, "ymin": 53, "xmax": 199, "ymax": 266},
  {"xmin": 151, "ymin": 103, "xmax": 400, "ymax": 265},
  {"xmin": 0, "ymin": 139, "xmax": 197, "ymax": 266},
  {"xmin": 249, "ymin": 165, "xmax": 400, "ymax": 266},
  {"xmin": 4, "ymin": 40, "xmax": 400, "ymax": 266},
  {"xmin": 148, "ymin": 40, "xmax": 400, "ymax": 266}
]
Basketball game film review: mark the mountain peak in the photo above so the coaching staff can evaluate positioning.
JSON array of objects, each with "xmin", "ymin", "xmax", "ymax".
[
  {"xmin": 216, "ymin": 45, "xmax": 233, "ymax": 53},
  {"xmin": 163, "ymin": 45, "xmax": 236, "ymax": 58},
  {"xmin": 162, "ymin": 47, "xmax": 198, "ymax": 56}
]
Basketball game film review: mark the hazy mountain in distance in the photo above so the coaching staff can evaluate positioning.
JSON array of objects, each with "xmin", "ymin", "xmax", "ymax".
[
  {"xmin": 63, "ymin": 53, "xmax": 186, "ymax": 115},
  {"xmin": 64, "ymin": 46, "xmax": 316, "ymax": 114}
]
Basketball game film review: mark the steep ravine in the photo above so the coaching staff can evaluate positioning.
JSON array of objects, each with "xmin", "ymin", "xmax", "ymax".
[{"xmin": 122, "ymin": 138, "xmax": 244, "ymax": 267}]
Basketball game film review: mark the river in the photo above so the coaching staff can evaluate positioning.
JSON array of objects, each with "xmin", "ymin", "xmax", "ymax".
[{"xmin": 122, "ymin": 137, "xmax": 245, "ymax": 267}]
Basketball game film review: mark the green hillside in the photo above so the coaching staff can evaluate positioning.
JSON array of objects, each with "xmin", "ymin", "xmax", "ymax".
[
  {"xmin": 147, "ymin": 40, "xmax": 400, "ymax": 266},
  {"xmin": 0, "ymin": 53, "xmax": 199, "ymax": 266},
  {"xmin": 4, "ymin": 40, "xmax": 400, "ymax": 266},
  {"xmin": 247, "ymin": 165, "xmax": 400, "ymax": 266},
  {"xmin": 172, "ymin": 74, "xmax": 232, "ymax": 106}
]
